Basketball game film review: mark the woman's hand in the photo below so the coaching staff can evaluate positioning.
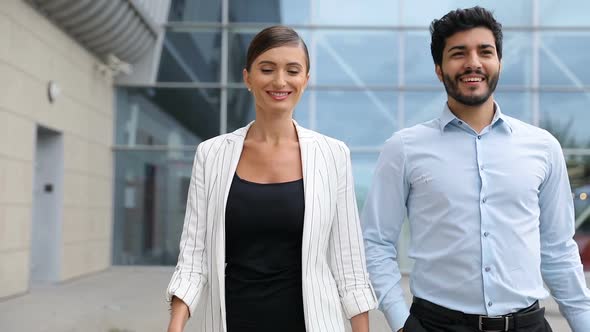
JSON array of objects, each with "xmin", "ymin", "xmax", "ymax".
[
  {"xmin": 167, "ymin": 296, "xmax": 190, "ymax": 332},
  {"xmin": 350, "ymin": 311, "xmax": 370, "ymax": 332}
]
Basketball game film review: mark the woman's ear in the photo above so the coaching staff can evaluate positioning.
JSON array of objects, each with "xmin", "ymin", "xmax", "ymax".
[{"xmin": 243, "ymin": 68, "xmax": 250, "ymax": 91}]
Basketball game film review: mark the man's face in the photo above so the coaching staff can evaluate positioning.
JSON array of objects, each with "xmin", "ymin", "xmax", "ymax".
[{"xmin": 435, "ymin": 27, "xmax": 501, "ymax": 107}]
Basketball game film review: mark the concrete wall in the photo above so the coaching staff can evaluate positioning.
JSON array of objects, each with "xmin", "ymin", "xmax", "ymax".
[{"xmin": 0, "ymin": 0, "xmax": 114, "ymax": 297}]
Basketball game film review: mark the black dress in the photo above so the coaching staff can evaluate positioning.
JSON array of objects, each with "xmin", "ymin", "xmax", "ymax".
[{"xmin": 225, "ymin": 173, "xmax": 306, "ymax": 332}]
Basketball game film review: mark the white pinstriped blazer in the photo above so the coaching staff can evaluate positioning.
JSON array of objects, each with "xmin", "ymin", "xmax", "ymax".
[{"xmin": 166, "ymin": 121, "xmax": 377, "ymax": 332}]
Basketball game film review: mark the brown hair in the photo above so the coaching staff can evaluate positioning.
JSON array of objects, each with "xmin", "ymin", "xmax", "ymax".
[{"xmin": 245, "ymin": 25, "xmax": 310, "ymax": 73}]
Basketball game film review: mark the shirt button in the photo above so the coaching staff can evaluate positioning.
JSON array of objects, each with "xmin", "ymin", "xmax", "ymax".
[
  {"xmin": 482, "ymin": 198, "xmax": 487, "ymax": 203},
  {"xmin": 485, "ymin": 267, "xmax": 491, "ymax": 272},
  {"xmin": 484, "ymin": 232, "xmax": 490, "ymax": 237},
  {"xmin": 458, "ymin": 121, "xmax": 463, "ymax": 125},
  {"xmin": 488, "ymin": 301, "xmax": 493, "ymax": 307},
  {"xmin": 480, "ymin": 165, "xmax": 484, "ymax": 171},
  {"xmin": 477, "ymin": 135, "xmax": 482, "ymax": 139}
]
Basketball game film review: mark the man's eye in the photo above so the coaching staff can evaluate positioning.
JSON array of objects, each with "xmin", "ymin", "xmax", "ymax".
[
  {"xmin": 288, "ymin": 70, "xmax": 300, "ymax": 75},
  {"xmin": 261, "ymin": 69, "xmax": 273, "ymax": 73}
]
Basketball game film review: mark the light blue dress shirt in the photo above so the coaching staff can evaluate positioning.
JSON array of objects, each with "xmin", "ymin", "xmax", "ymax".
[{"xmin": 362, "ymin": 102, "xmax": 590, "ymax": 332}]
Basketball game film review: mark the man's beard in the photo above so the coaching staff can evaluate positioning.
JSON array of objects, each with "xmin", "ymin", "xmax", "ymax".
[{"xmin": 442, "ymin": 69, "xmax": 499, "ymax": 106}]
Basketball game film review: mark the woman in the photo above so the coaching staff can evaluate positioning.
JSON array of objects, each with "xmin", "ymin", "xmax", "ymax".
[{"xmin": 166, "ymin": 25, "xmax": 376, "ymax": 332}]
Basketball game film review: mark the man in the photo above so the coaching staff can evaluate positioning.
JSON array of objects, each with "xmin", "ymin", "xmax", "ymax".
[{"xmin": 362, "ymin": 6, "xmax": 590, "ymax": 332}]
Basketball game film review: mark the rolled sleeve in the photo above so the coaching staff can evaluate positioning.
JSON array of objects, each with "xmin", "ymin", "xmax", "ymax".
[
  {"xmin": 166, "ymin": 268, "xmax": 206, "ymax": 316},
  {"xmin": 329, "ymin": 142, "xmax": 377, "ymax": 319},
  {"xmin": 165, "ymin": 143, "xmax": 209, "ymax": 317},
  {"xmin": 341, "ymin": 283, "xmax": 378, "ymax": 319}
]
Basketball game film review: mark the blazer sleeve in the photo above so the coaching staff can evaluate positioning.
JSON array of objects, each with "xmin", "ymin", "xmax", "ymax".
[
  {"xmin": 328, "ymin": 142, "xmax": 377, "ymax": 319},
  {"xmin": 166, "ymin": 143, "xmax": 208, "ymax": 317}
]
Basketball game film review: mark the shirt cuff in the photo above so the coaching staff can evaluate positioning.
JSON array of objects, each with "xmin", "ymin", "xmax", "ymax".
[
  {"xmin": 165, "ymin": 273, "xmax": 205, "ymax": 317},
  {"xmin": 382, "ymin": 299, "xmax": 410, "ymax": 332},
  {"xmin": 341, "ymin": 285, "xmax": 378, "ymax": 319},
  {"xmin": 565, "ymin": 308, "xmax": 590, "ymax": 332}
]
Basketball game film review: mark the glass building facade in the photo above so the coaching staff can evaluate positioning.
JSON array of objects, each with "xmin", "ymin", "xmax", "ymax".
[{"xmin": 113, "ymin": 0, "xmax": 590, "ymax": 270}]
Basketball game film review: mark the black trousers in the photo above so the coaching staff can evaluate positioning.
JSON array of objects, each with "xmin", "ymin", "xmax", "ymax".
[{"xmin": 403, "ymin": 298, "xmax": 553, "ymax": 332}]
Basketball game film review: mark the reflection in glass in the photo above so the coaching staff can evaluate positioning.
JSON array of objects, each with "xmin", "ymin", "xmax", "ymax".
[
  {"xmin": 540, "ymin": 33, "xmax": 590, "ymax": 86},
  {"xmin": 316, "ymin": 90, "xmax": 397, "ymax": 147},
  {"xmin": 405, "ymin": 31, "xmax": 438, "ymax": 86},
  {"xmin": 568, "ymin": 154, "xmax": 590, "ymax": 270},
  {"xmin": 540, "ymin": 93, "xmax": 590, "ymax": 149},
  {"xmin": 493, "ymin": 91, "xmax": 531, "ymax": 123},
  {"xmin": 113, "ymin": 149, "xmax": 196, "ymax": 265},
  {"xmin": 229, "ymin": 0, "xmax": 309, "ymax": 25},
  {"xmin": 228, "ymin": 33, "xmax": 255, "ymax": 83},
  {"xmin": 497, "ymin": 32, "xmax": 532, "ymax": 86},
  {"xmin": 315, "ymin": 0, "xmax": 399, "ymax": 25},
  {"xmin": 402, "ymin": 0, "xmax": 531, "ymax": 26},
  {"xmin": 116, "ymin": 88, "xmax": 221, "ymax": 145},
  {"xmin": 227, "ymin": 88, "xmax": 310, "ymax": 133},
  {"xmin": 403, "ymin": 92, "xmax": 446, "ymax": 128},
  {"xmin": 351, "ymin": 152, "xmax": 379, "ymax": 210},
  {"xmin": 158, "ymin": 30, "xmax": 221, "ymax": 83},
  {"xmin": 540, "ymin": 0, "xmax": 590, "ymax": 26},
  {"xmin": 315, "ymin": 31, "xmax": 397, "ymax": 86},
  {"xmin": 168, "ymin": 0, "xmax": 221, "ymax": 22}
]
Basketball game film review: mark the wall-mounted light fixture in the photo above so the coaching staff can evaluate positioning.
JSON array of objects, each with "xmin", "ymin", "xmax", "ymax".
[{"xmin": 47, "ymin": 81, "xmax": 61, "ymax": 103}]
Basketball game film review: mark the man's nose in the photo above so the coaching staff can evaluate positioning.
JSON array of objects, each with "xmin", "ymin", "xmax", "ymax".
[{"xmin": 464, "ymin": 51, "xmax": 482, "ymax": 70}]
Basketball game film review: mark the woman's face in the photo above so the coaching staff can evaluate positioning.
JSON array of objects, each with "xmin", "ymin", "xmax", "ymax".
[{"xmin": 243, "ymin": 45, "xmax": 309, "ymax": 116}]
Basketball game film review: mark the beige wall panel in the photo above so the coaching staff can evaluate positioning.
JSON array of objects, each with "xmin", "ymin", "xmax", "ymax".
[
  {"xmin": 0, "ymin": 250, "xmax": 29, "ymax": 298},
  {"xmin": 63, "ymin": 136, "xmax": 89, "ymax": 173},
  {"xmin": 0, "ymin": 205, "xmax": 31, "ymax": 251},
  {"xmin": 1, "ymin": 159, "xmax": 33, "ymax": 205},
  {"xmin": 0, "ymin": 110, "xmax": 34, "ymax": 161}
]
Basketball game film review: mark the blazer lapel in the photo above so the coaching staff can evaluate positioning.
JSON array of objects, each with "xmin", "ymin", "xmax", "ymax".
[
  {"xmin": 215, "ymin": 122, "xmax": 253, "ymax": 329},
  {"xmin": 295, "ymin": 123, "xmax": 317, "ymax": 280}
]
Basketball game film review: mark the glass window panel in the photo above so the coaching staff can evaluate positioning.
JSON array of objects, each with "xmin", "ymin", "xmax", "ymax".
[
  {"xmin": 402, "ymin": 0, "xmax": 531, "ymax": 26},
  {"xmin": 158, "ymin": 30, "xmax": 221, "ymax": 83},
  {"xmin": 540, "ymin": 0, "xmax": 590, "ymax": 26},
  {"xmin": 493, "ymin": 91, "xmax": 532, "ymax": 123},
  {"xmin": 403, "ymin": 92, "xmax": 447, "ymax": 128},
  {"xmin": 540, "ymin": 93, "xmax": 590, "ymax": 149},
  {"xmin": 226, "ymin": 88, "xmax": 310, "ymax": 132},
  {"xmin": 229, "ymin": 0, "xmax": 310, "ymax": 24},
  {"xmin": 315, "ymin": 31, "xmax": 398, "ymax": 86},
  {"xmin": 569, "ymin": 154, "xmax": 590, "ymax": 270},
  {"xmin": 315, "ymin": 0, "xmax": 399, "ymax": 25},
  {"xmin": 540, "ymin": 33, "xmax": 590, "ymax": 86},
  {"xmin": 113, "ymin": 149, "xmax": 196, "ymax": 265},
  {"xmin": 168, "ymin": 0, "xmax": 221, "ymax": 22},
  {"xmin": 405, "ymin": 31, "xmax": 438, "ymax": 86},
  {"xmin": 498, "ymin": 32, "xmax": 532, "ymax": 86},
  {"xmin": 228, "ymin": 30, "xmax": 311, "ymax": 83},
  {"xmin": 315, "ymin": 90, "xmax": 398, "ymax": 147},
  {"xmin": 116, "ymin": 88, "xmax": 221, "ymax": 145},
  {"xmin": 351, "ymin": 152, "xmax": 380, "ymax": 210}
]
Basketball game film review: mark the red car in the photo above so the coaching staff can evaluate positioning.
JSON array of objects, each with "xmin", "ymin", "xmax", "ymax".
[{"xmin": 575, "ymin": 233, "xmax": 590, "ymax": 271}]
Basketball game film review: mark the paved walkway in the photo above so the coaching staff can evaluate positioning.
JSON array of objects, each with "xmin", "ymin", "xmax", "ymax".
[{"xmin": 0, "ymin": 266, "xmax": 575, "ymax": 331}]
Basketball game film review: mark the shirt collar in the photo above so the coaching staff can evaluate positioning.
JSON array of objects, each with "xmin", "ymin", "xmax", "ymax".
[{"xmin": 438, "ymin": 101, "xmax": 513, "ymax": 134}]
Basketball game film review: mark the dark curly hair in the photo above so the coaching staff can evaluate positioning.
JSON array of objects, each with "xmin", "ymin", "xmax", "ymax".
[{"xmin": 430, "ymin": 6, "xmax": 503, "ymax": 66}]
